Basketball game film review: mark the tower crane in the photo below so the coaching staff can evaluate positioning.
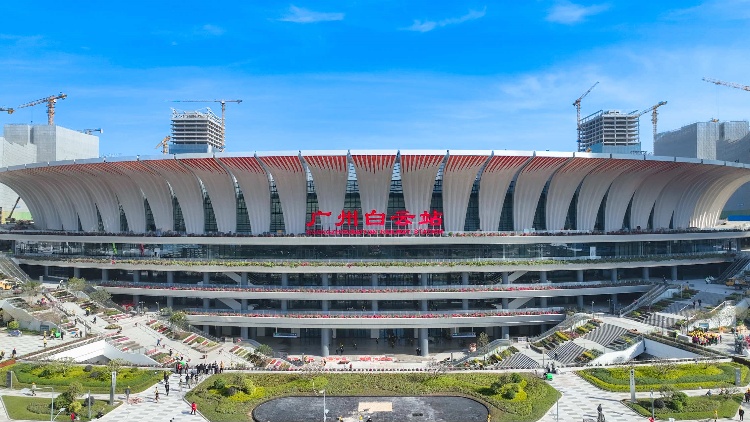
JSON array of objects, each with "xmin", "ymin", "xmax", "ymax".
[
  {"xmin": 171, "ymin": 99, "xmax": 242, "ymax": 151},
  {"xmin": 573, "ymin": 82, "xmax": 599, "ymax": 149},
  {"xmin": 631, "ymin": 101, "xmax": 668, "ymax": 143},
  {"xmin": 82, "ymin": 128, "xmax": 103, "ymax": 135},
  {"xmin": 155, "ymin": 136, "xmax": 171, "ymax": 154},
  {"xmin": 0, "ymin": 107, "xmax": 13, "ymax": 114},
  {"xmin": 702, "ymin": 77, "xmax": 750, "ymax": 92},
  {"xmin": 16, "ymin": 93, "xmax": 67, "ymax": 125}
]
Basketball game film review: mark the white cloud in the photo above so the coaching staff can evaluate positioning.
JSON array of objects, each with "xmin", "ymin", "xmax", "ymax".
[
  {"xmin": 546, "ymin": 1, "xmax": 609, "ymax": 24},
  {"xmin": 405, "ymin": 8, "xmax": 486, "ymax": 32},
  {"xmin": 201, "ymin": 24, "xmax": 225, "ymax": 36},
  {"xmin": 279, "ymin": 5, "xmax": 344, "ymax": 23}
]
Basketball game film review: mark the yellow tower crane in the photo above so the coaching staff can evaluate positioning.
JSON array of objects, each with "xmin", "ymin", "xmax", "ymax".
[
  {"xmin": 573, "ymin": 82, "xmax": 599, "ymax": 150},
  {"xmin": 171, "ymin": 99, "xmax": 242, "ymax": 151},
  {"xmin": 16, "ymin": 93, "xmax": 67, "ymax": 125},
  {"xmin": 155, "ymin": 136, "xmax": 171, "ymax": 154},
  {"xmin": 631, "ymin": 101, "xmax": 668, "ymax": 143}
]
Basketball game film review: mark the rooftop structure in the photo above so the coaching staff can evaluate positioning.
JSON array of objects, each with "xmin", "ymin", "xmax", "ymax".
[
  {"xmin": 169, "ymin": 108, "xmax": 223, "ymax": 154},
  {"xmin": 577, "ymin": 110, "xmax": 642, "ymax": 154}
]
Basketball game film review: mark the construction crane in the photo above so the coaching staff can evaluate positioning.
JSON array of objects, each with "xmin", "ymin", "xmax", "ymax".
[
  {"xmin": 6, "ymin": 196, "xmax": 21, "ymax": 222},
  {"xmin": 82, "ymin": 128, "xmax": 103, "ymax": 135},
  {"xmin": 631, "ymin": 101, "xmax": 668, "ymax": 143},
  {"xmin": 0, "ymin": 107, "xmax": 13, "ymax": 114},
  {"xmin": 171, "ymin": 99, "xmax": 242, "ymax": 151},
  {"xmin": 573, "ymin": 82, "xmax": 599, "ymax": 146},
  {"xmin": 703, "ymin": 77, "xmax": 750, "ymax": 92},
  {"xmin": 16, "ymin": 93, "xmax": 67, "ymax": 125},
  {"xmin": 155, "ymin": 136, "xmax": 171, "ymax": 154}
]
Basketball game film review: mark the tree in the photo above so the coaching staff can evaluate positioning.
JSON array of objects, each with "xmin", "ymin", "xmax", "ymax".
[
  {"xmin": 106, "ymin": 358, "xmax": 125, "ymax": 375},
  {"xmin": 67, "ymin": 277, "xmax": 86, "ymax": 293},
  {"xmin": 21, "ymin": 280, "xmax": 41, "ymax": 298},
  {"xmin": 256, "ymin": 344, "xmax": 273, "ymax": 357},
  {"xmin": 168, "ymin": 311, "xmax": 187, "ymax": 330},
  {"xmin": 478, "ymin": 332, "xmax": 490, "ymax": 363},
  {"xmin": 57, "ymin": 357, "xmax": 76, "ymax": 376},
  {"xmin": 57, "ymin": 381, "xmax": 83, "ymax": 408},
  {"xmin": 89, "ymin": 288, "xmax": 112, "ymax": 305}
]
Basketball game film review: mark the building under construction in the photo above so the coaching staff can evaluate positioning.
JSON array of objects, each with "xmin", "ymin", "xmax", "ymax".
[
  {"xmin": 169, "ymin": 108, "xmax": 223, "ymax": 154},
  {"xmin": 577, "ymin": 110, "xmax": 642, "ymax": 154}
]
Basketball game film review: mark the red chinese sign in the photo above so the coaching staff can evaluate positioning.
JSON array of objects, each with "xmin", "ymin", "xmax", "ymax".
[{"xmin": 306, "ymin": 209, "xmax": 444, "ymax": 236}]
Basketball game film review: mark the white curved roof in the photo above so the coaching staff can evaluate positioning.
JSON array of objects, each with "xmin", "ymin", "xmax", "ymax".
[{"xmin": 2, "ymin": 150, "xmax": 749, "ymax": 234}]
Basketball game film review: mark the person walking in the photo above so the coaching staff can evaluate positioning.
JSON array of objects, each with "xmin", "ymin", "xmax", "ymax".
[
  {"xmin": 11, "ymin": 348, "xmax": 16, "ymax": 359},
  {"xmin": 740, "ymin": 408, "xmax": 745, "ymax": 421},
  {"xmin": 125, "ymin": 386, "xmax": 131, "ymax": 403},
  {"xmin": 154, "ymin": 387, "xmax": 160, "ymax": 403},
  {"xmin": 43, "ymin": 338, "xmax": 47, "ymax": 348},
  {"xmin": 190, "ymin": 401, "xmax": 197, "ymax": 415},
  {"xmin": 165, "ymin": 381, "xmax": 170, "ymax": 396},
  {"xmin": 31, "ymin": 382, "xmax": 36, "ymax": 396}
]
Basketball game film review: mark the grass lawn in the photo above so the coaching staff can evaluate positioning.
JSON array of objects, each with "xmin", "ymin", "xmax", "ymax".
[
  {"xmin": 0, "ymin": 363, "xmax": 164, "ymax": 394},
  {"xmin": 185, "ymin": 372, "xmax": 560, "ymax": 422},
  {"xmin": 2, "ymin": 395, "xmax": 120, "ymax": 421},
  {"xmin": 578, "ymin": 362, "xmax": 750, "ymax": 392},
  {"xmin": 627, "ymin": 394, "xmax": 741, "ymax": 420}
]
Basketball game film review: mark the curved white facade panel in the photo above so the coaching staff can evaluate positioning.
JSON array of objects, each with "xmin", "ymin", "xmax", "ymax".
[
  {"xmin": 513, "ymin": 156, "xmax": 568, "ymax": 231},
  {"xmin": 303, "ymin": 153, "xmax": 349, "ymax": 230},
  {"xmin": 545, "ymin": 157, "xmax": 605, "ymax": 231},
  {"xmin": 399, "ymin": 152, "xmax": 446, "ymax": 230},
  {"xmin": 218, "ymin": 156, "xmax": 271, "ymax": 234},
  {"xmin": 478, "ymin": 154, "xmax": 531, "ymax": 232},
  {"xmin": 116, "ymin": 161, "xmax": 174, "ymax": 232},
  {"xmin": 576, "ymin": 159, "xmax": 638, "ymax": 232},
  {"xmin": 350, "ymin": 152, "xmax": 396, "ymax": 229},
  {"xmin": 2, "ymin": 151, "xmax": 750, "ymax": 234},
  {"xmin": 441, "ymin": 152, "xmax": 490, "ymax": 232},
  {"xmin": 180, "ymin": 158, "xmax": 237, "ymax": 233},
  {"xmin": 257, "ymin": 153, "xmax": 307, "ymax": 234},
  {"xmin": 142, "ymin": 158, "xmax": 205, "ymax": 234}
]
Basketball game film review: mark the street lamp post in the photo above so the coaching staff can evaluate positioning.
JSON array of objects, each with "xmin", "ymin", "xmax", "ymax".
[
  {"xmin": 650, "ymin": 389, "xmax": 655, "ymax": 419},
  {"xmin": 319, "ymin": 389, "xmax": 328, "ymax": 422},
  {"xmin": 138, "ymin": 301, "xmax": 145, "ymax": 315},
  {"xmin": 591, "ymin": 301, "xmax": 595, "ymax": 318},
  {"xmin": 36, "ymin": 386, "xmax": 54, "ymax": 422}
]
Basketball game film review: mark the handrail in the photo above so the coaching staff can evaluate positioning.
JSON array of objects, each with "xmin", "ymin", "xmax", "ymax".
[
  {"xmin": 619, "ymin": 284, "xmax": 669, "ymax": 317},
  {"xmin": 529, "ymin": 313, "xmax": 591, "ymax": 342}
]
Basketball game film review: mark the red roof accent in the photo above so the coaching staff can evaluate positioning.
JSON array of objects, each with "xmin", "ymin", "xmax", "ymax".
[
  {"xmin": 218, "ymin": 157, "xmax": 266, "ymax": 174},
  {"xmin": 483, "ymin": 155, "xmax": 529, "ymax": 172},
  {"xmin": 399, "ymin": 154, "xmax": 445, "ymax": 173},
  {"xmin": 351, "ymin": 154, "xmax": 396, "ymax": 173},
  {"xmin": 444, "ymin": 154, "xmax": 489, "ymax": 172},
  {"xmin": 303, "ymin": 155, "xmax": 348, "ymax": 172},
  {"xmin": 258, "ymin": 155, "xmax": 304, "ymax": 173}
]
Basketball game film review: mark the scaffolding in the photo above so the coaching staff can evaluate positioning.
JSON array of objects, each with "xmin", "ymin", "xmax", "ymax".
[{"xmin": 577, "ymin": 110, "xmax": 641, "ymax": 153}]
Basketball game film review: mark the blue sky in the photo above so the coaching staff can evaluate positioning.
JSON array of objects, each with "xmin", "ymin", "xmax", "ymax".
[{"xmin": 1, "ymin": 1, "xmax": 749, "ymax": 157}]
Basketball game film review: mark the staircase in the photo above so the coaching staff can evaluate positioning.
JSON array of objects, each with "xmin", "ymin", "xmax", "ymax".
[
  {"xmin": 498, "ymin": 352, "xmax": 539, "ymax": 369},
  {"xmin": 619, "ymin": 284, "xmax": 668, "ymax": 317},
  {"xmin": 0, "ymin": 253, "xmax": 32, "ymax": 284},
  {"xmin": 582, "ymin": 323, "xmax": 628, "ymax": 348},
  {"xmin": 715, "ymin": 254, "xmax": 750, "ymax": 285}
]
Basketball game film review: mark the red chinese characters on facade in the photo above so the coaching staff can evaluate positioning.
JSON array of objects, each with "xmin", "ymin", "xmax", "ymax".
[
  {"xmin": 306, "ymin": 210, "xmax": 332, "ymax": 227},
  {"xmin": 364, "ymin": 209, "xmax": 386, "ymax": 226},
  {"xmin": 335, "ymin": 210, "xmax": 359, "ymax": 227},
  {"xmin": 307, "ymin": 208, "xmax": 443, "ymax": 235},
  {"xmin": 390, "ymin": 210, "xmax": 416, "ymax": 226},
  {"xmin": 419, "ymin": 210, "xmax": 443, "ymax": 227}
]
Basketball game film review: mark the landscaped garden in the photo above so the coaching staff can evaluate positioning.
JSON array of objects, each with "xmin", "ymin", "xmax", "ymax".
[
  {"xmin": 578, "ymin": 362, "xmax": 750, "ymax": 392},
  {"xmin": 2, "ymin": 394, "xmax": 119, "ymax": 421},
  {"xmin": 628, "ymin": 390, "xmax": 742, "ymax": 421},
  {"xmin": 0, "ymin": 362, "xmax": 163, "ymax": 394},
  {"xmin": 185, "ymin": 372, "xmax": 560, "ymax": 422}
]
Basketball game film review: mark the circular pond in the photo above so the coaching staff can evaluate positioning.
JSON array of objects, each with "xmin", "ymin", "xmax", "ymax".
[{"xmin": 253, "ymin": 395, "xmax": 489, "ymax": 422}]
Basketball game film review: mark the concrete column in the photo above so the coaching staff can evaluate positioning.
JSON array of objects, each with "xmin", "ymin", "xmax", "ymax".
[
  {"xmin": 610, "ymin": 293, "xmax": 618, "ymax": 312},
  {"xmin": 133, "ymin": 294, "xmax": 140, "ymax": 305},
  {"xmin": 203, "ymin": 298, "xmax": 209, "ymax": 309},
  {"xmin": 501, "ymin": 326, "xmax": 509, "ymax": 339},
  {"xmin": 240, "ymin": 272, "xmax": 248, "ymax": 287},
  {"xmin": 502, "ymin": 272, "xmax": 509, "ymax": 285},
  {"xmin": 166, "ymin": 271, "xmax": 174, "ymax": 286},
  {"xmin": 241, "ymin": 299, "xmax": 248, "ymax": 311},
  {"xmin": 421, "ymin": 273, "xmax": 429, "ymax": 312},
  {"xmin": 133, "ymin": 271, "xmax": 140, "ymax": 283},
  {"xmin": 671, "ymin": 266, "xmax": 678, "ymax": 281},
  {"xmin": 611, "ymin": 268, "xmax": 618, "ymax": 283},
  {"xmin": 371, "ymin": 274, "xmax": 378, "ymax": 311},
  {"xmin": 576, "ymin": 270, "xmax": 584, "ymax": 283},
  {"xmin": 73, "ymin": 267, "xmax": 81, "ymax": 278},
  {"xmin": 102, "ymin": 269, "xmax": 108, "ymax": 282},
  {"xmin": 642, "ymin": 267, "xmax": 649, "ymax": 280},
  {"xmin": 322, "ymin": 274, "xmax": 329, "ymax": 312},
  {"xmin": 540, "ymin": 271, "xmax": 548, "ymax": 283},
  {"xmin": 502, "ymin": 298, "xmax": 509, "ymax": 309},
  {"xmin": 577, "ymin": 295, "xmax": 584, "ymax": 309},
  {"xmin": 240, "ymin": 326, "xmax": 248, "ymax": 339},
  {"xmin": 44, "ymin": 266, "xmax": 49, "ymax": 276},
  {"xmin": 203, "ymin": 325, "xmax": 209, "ymax": 333},
  {"xmin": 540, "ymin": 297, "xmax": 548, "ymax": 308},
  {"xmin": 419, "ymin": 328, "xmax": 429, "ymax": 357},
  {"xmin": 281, "ymin": 273, "xmax": 289, "ymax": 311},
  {"xmin": 166, "ymin": 296, "xmax": 173, "ymax": 308},
  {"xmin": 202, "ymin": 272, "xmax": 210, "ymax": 285},
  {"xmin": 321, "ymin": 328, "xmax": 330, "ymax": 357},
  {"xmin": 462, "ymin": 272, "xmax": 469, "ymax": 310}
]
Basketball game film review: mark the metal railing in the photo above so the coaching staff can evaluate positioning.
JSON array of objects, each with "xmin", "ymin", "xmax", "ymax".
[
  {"xmin": 618, "ymin": 284, "xmax": 669, "ymax": 317},
  {"xmin": 529, "ymin": 313, "xmax": 591, "ymax": 342},
  {"xmin": 0, "ymin": 252, "xmax": 32, "ymax": 284}
]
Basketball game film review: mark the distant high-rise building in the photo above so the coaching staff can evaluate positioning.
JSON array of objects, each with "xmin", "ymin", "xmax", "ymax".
[
  {"xmin": 577, "ymin": 110, "xmax": 642, "ymax": 154},
  {"xmin": 169, "ymin": 108, "xmax": 223, "ymax": 154},
  {"xmin": 0, "ymin": 124, "xmax": 100, "ymax": 220},
  {"xmin": 655, "ymin": 120, "xmax": 750, "ymax": 211}
]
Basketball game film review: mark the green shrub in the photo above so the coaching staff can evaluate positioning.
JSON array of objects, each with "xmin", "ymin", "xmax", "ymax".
[
  {"xmin": 26, "ymin": 402, "xmax": 49, "ymax": 414},
  {"xmin": 68, "ymin": 401, "xmax": 83, "ymax": 414},
  {"xmin": 654, "ymin": 398, "xmax": 665, "ymax": 409},
  {"xmin": 225, "ymin": 386, "xmax": 238, "ymax": 397},
  {"xmin": 241, "ymin": 378, "xmax": 255, "ymax": 395},
  {"xmin": 213, "ymin": 378, "xmax": 226, "ymax": 390},
  {"xmin": 669, "ymin": 399, "xmax": 684, "ymax": 412},
  {"xmin": 7, "ymin": 320, "xmax": 19, "ymax": 330}
]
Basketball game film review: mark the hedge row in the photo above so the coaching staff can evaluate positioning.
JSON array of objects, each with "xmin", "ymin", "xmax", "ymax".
[{"xmin": 578, "ymin": 363, "xmax": 749, "ymax": 392}]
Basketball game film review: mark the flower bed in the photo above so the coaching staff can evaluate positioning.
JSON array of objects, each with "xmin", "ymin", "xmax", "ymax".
[
  {"xmin": 0, "ymin": 363, "xmax": 162, "ymax": 393},
  {"xmin": 182, "ymin": 309, "xmax": 564, "ymax": 319},
  {"xmin": 578, "ymin": 362, "xmax": 750, "ymax": 392}
]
